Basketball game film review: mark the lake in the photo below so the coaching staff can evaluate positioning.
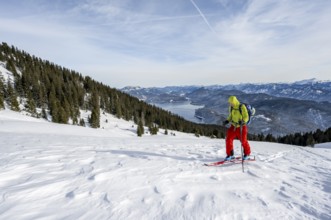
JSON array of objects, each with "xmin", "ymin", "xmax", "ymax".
[{"xmin": 153, "ymin": 101, "xmax": 204, "ymax": 123}]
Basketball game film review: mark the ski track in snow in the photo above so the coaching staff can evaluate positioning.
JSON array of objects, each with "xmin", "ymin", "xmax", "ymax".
[{"xmin": 0, "ymin": 110, "xmax": 331, "ymax": 220}]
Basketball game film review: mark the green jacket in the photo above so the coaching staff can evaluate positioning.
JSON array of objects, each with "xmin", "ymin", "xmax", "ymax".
[{"xmin": 227, "ymin": 96, "xmax": 249, "ymax": 127}]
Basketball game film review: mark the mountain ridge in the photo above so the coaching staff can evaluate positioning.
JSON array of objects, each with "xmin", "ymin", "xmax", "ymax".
[
  {"xmin": 122, "ymin": 78, "xmax": 331, "ymax": 103},
  {"xmin": 122, "ymin": 81, "xmax": 331, "ymax": 136}
]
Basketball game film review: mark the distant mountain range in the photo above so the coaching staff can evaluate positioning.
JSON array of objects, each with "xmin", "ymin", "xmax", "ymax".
[
  {"xmin": 122, "ymin": 79, "xmax": 331, "ymax": 136},
  {"xmin": 216, "ymin": 78, "xmax": 331, "ymax": 103}
]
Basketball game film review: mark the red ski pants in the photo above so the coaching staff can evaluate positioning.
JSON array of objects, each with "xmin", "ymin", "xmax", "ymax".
[{"xmin": 226, "ymin": 125, "xmax": 251, "ymax": 156}]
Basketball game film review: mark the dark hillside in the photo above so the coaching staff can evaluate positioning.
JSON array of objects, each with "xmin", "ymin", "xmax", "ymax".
[{"xmin": 0, "ymin": 42, "xmax": 226, "ymax": 138}]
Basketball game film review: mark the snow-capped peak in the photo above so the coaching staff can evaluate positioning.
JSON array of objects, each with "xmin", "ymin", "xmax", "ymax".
[
  {"xmin": 121, "ymin": 86, "xmax": 142, "ymax": 91},
  {"xmin": 293, "ymin": 78, "xmax": 325, "ymax": 85}
]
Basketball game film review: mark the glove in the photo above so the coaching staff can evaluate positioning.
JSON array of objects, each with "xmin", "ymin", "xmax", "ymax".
[{"xmin": 223, "ymin": 120, "xmax": 229, "ymax": 126}]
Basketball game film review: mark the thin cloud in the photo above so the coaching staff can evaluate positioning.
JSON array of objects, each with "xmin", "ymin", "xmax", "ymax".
[
  {"xmin": 0, "ymin": 0, "xmax": 330, "ymax": 87},
  {"xmin": 189, "ymin": 0, "xmax": 217, "ymax": 34}
]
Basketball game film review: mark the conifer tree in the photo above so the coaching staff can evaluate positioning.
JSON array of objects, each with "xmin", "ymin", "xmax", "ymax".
[
  {"xmin": 115, "ymin": 100, "xmax": 122, "ymax": 119},
  {"xmin": 149, "ymin": 123, "xmax": 159, "ymax": 135},
  {"xmin": 48, "ymin": 86, "xmax": 60, "ymax": 122},
  {"xmin": 41, "ymin": 108, "xmax": 47, "ymax": 120},
  {"xmin": 6, "ymin": 59, "xmax": 18, "ymax": 75},
  {"xmin": 0, "ymin": 49, "xmax": 4, "ymax": 61},
  {"xmin": 80, "ymin": 118, "xmax": 85, "ymax": 127},
  {"xmin": 58, "ymin": 106, "xmax": 68, "ymax": 124},
  {"xmin": 89, "ymin": 92, "xmax": 100, "ymax": 128},
  {"xmin": 38, "ymin": 85, "xmax": 47, "ymax": 108},
  {"xmin": 0, "ymin": 94, "xmax": 3, "ymax": 109},
  {"xmin": 137, "ymin": 120, "xmax": 144, "ymax": 137},
  {"xmin": 26, "ymin": 90, "xmax": 36, "ymax": 114},
  {"xmin": 0, "ymin": 81, "xmax": 4, "ymax": 109},
  {"xmin": 7, "ymin": 82, "xmax": 20, "ymax": 111},
  {"xmin": 10, "ymin": 93, "xmax": 20, "ymax": 111},
  {"xmin": 306, "ymin": 133, "xmax": 315, "ymax": 147},
  {"xmin": 61, "ymin": 98, "xmax": 70, "ymax": 123},
  {"xmin": 51, "ymin": 101, "xmax": 60, "ymax": 123}
]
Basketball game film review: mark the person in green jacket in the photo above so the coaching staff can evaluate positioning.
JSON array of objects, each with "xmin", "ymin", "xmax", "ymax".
[{"xmin": 223, "ymin": 96, "xmax": 251, "ymax": 160}]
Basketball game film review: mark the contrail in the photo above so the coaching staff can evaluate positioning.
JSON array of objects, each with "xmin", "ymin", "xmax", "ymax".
[{"xmin": 189, "ymin": 0, "xmax": 217, "ymax": 34}]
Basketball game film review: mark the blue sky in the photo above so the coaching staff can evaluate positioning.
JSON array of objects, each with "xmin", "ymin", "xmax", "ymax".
[{"xmin": 1, "ymin": 0, "xmax": 331, "ymax": 88}]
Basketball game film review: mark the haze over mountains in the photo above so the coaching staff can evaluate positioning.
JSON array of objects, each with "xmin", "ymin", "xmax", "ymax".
[{"xmin": 122, "ymin": 79, "xmax": 331, "ymax": 136}]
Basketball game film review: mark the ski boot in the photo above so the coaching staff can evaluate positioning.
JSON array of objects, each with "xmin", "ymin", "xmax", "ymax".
[{"xmin": 224, "ymin": 155, "xmax": 235, "ymax": 161}]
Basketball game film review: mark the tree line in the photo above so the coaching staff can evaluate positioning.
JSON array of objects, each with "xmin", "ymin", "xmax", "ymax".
[
  {"xmin": 248, "ymin": 127, "xmax": 331, "ymax": 147},
  {"xmin": 0, "ymin": 42, "xmax": 226, "ymax": 138}
]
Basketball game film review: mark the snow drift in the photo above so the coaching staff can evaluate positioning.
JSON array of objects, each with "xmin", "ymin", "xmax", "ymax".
[{"xmin": 0, "ymin": 109, "xmax": 330, "ymax": 220}]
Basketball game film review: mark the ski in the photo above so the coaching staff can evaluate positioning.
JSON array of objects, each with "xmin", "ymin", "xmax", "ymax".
[
  {"xmin": 203, "ymin": 156, "xmax": 255, "ymax": 166},
  {"xmin": 204, "ymin": 156, "xmax": 241, "ymax": 166}
]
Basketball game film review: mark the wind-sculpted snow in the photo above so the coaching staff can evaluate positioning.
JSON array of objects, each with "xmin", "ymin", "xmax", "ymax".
[{"xmin": 0, "ymin": 110, "xmax": 330, "ymax": 219}]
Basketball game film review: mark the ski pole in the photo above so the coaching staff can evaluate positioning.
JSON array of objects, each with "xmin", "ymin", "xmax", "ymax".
[{"xmin": 240, "ymin": 123, "xmax": 245, "ymax": 173}]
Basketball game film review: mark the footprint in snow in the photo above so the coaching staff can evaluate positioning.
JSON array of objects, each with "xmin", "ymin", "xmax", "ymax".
[
  {"xmin": 65, "ymin": 191, "xmax": 75, "ymax": 199},
  {"xmin": 180, "ymin": 194, "xmax": 190, "ymax": 201},
  {"xmin": 210, "ymin": 175, "xmax": 219, "ymax": 180},
  {"xmin": 103, "ymin": 193, "xmax": 110, "ymax": 203},
  {"xmin": 87, "ymin": 174, "xmax": 95, "ymax": 181},
  {"xmin": 154, "ymin": 186, "xmax": 160, "ymax": 194}
]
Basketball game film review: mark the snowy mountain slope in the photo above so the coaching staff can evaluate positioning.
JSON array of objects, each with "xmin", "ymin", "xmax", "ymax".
[
  {"xmin": 123, "ymin": 85, "xmax": 331, "ymax": 136},
  {"xmin": 122, "ymin": 79, "xmax": 331, "ymax": 104},
  {"xmin": 221, "ymin": 79, "xmax": 331, "ymax": 103},
  {"xmin": 0, "ymin": 110, "xmax": 330, "ymax": 220},
  {"xmin": 0, "ymin": 61, "xmax": 14, "ymax": 84}
]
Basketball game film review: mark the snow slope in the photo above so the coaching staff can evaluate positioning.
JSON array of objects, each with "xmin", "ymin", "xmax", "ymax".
[
  {"xmin": 0, "ymin": 109, "xmax": 330, "ymax": 220},
  {"xmin": 0, "ymin": 61, "xmax": 14, "ymax": 84}
]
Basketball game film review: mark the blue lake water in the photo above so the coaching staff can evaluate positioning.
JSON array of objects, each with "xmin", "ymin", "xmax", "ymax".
[{"xmin": 153, "ymin": 102, "xmax": 204, "ymax": 123}]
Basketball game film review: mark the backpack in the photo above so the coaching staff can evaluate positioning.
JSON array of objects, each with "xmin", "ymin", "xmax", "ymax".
[{"xmin": 238, "ymin": 103, "xmax": 256, "ymax": 125}]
